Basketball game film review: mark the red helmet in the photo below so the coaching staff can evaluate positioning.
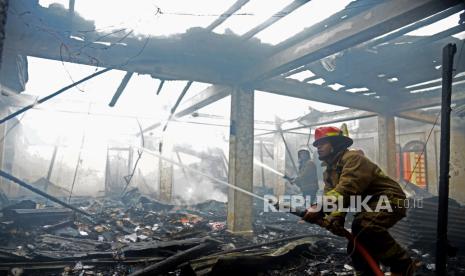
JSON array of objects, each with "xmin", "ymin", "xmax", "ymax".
[{"xmin": 313, "ymin": 126, "xmax": 353, "ymax": 148}]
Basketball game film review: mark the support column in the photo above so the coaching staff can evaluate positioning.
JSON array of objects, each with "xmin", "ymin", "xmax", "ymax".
[
  {"xmin": 259, "ymin": 140, "xmax": 265, "ymax": 187},
  {"xmin": 0, "ymin": 0, "xmax": 8, "ymax": 196},
  {"xmin": 449, "ymin": 128, "xmax": 465, "ymax": 204},
  {"xmin": 0, "ymin": 117, "xmax": 6, "ymax": 195},
  {"xmin": 273, "ymin": 131, "xmax": 286, "ymax": 197},
  {"xmin": 227, "ymin": 87, "xmax": 254, "ymax": 234},
  {"xmin": 426, "ymin": 129, "xmax": 438, "ymax": 195},
  {"xmin": 377, "ymin": 115, "xmax": 397, "ymax": 178},
  {"xmin": 158, "ymin": 139, "xmax": 173, "ymax": 203}
]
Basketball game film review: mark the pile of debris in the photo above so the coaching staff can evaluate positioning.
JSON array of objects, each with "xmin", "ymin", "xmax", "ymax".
[
  {"xmin": 0, "ymin": 188, "xmax": 464, "ymax": 275},
  {"xmin": 0, "ymin": 188, "xmax": 343, "ymax": 275}
]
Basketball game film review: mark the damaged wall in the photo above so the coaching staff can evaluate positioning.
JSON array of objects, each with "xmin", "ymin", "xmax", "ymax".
[
  {"xmin": 448, "ymin": 123, "xmax": 465, "ymax": 204},
  {"xmin": 0, "ymin": 50, "xmax": 28, "ymax": 93}
]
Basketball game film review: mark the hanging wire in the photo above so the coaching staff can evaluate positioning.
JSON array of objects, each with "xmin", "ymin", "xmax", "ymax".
[{"xmin": 152, "ymin": 0, "xmax": 383, "ymax": 18}]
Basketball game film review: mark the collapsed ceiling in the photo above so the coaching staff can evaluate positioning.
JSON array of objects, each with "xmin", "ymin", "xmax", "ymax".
[{"xmin": 1, "ymin": 0, "xmax": 464, "ymax": 120}]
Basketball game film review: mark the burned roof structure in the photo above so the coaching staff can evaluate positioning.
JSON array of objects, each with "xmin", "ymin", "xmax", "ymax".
[
  {"xmin": 3, "ymin": 0, "xmax": 464, "ymax": 110},
  {"xmin": 0, "ymin": 0, "xmax": 464, "ymax": 275}
]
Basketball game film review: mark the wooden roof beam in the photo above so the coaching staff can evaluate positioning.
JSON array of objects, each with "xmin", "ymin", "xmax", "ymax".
[
  {"xmin": 396, "ymin": 110, "xmax": 439, "ymax": 124},
  {"xmin": 170, "ymin": 0, "xmax": 251, "ymax": 115},
  {"xmin": 255, "ymin": 78, "xmax": 388, "ymax": 113},
  {"xmin": 178, "ymin": 1, "xmax": 311, "ymax": 117},
  {"xmin": 246, "ymin": 0, "xmax": 461, "ymax": 81},
  {"xmin": 241, "ymin": 0, "xmax": 310, "ymax": 40},
  {"xmin": 298, "ymin": 109, "xmax": 377, "ymax": 125},
  {"xmin": 138, "ymin": 85, "xmax": 231, "ymax": 135},
  {"xmin": 206, "ymin": 0, "xmax": 250, "ymax": 31},
  {"xmin": 392, "ymin": 89, "xmax": 465, "ymax": 112},
  {"xmin": 364, "ymin": 3, "xmax": 464, "ymax": 48},
  {"xmin": 175, "ymin": 85, "xmax": 231, "ymax": 118},
  {"xmin": 108, "ymin": 72, "xmax": 133, "ymax": 107}
]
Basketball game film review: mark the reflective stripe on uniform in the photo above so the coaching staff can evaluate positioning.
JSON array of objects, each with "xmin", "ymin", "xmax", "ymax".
[{"xmin": 325, "ymin": 188, "xmax": 343, "ymax": 198}]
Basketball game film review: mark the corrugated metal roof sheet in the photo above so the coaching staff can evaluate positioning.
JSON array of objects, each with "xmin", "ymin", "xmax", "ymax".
[{"xmin": 390, "ymin": 197, "xmax": 465, "ymax": 251}]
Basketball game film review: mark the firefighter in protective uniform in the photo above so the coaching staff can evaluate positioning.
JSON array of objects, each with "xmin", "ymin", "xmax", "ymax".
[
  {"xmin": 305, "ymin": 126, "xmax": 415, "ymax": 276},
  {"xmin": 284, "ymin": 146, "xmax": 319, "ymax": 199}
]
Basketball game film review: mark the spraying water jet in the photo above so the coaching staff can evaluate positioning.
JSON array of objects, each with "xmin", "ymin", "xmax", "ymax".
[
  {"xmin": 253, "ymin": 159, "xmax": 285, "ymax": 177},
  {"xmin": 136, "ymin": 147, "xmax": 267, "ymax": 202}
]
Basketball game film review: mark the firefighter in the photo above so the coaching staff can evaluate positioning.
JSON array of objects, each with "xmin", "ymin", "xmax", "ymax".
[
  {"xmin": 304, "ymin": 126, "xmax": 414, "ymax": 276},
  {"xmin": 283, "ymin": 146, "xmax": 319, "ymax": 200}
]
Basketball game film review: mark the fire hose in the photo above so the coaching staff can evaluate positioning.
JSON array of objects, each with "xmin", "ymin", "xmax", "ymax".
[{"xmin": 291, "ymin": 207, "xmax": 384, "ymax": 276}]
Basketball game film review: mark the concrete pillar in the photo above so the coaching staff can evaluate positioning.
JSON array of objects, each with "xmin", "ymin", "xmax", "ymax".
[
  {"xmin": 227, "ymin": 87, "xmax": 254, "ymax": 234},
  {"xmin": 426, "ymin": 129, "xmax": 439, "ymax": 195},
  {"xmin": 259, "ymin": 140, "xmax": 265, "ymax": 187},
  {"xmin": 0, "ymin": 117, "xmax": 5, "ymax": 195},
  {"xmin": 449, "ymin": 126, "xmax": 465, "ymax": 204},
  {"xmin": 158, "ymin": 140, "xmax": 173, "ymax": 202},
  {"xmin": 0, "ymin": 108, "xmax": 14, "ymax": 197},
  {"xmin": 273, "ymin": 131, "xmax": 286, "ymax": 197},
  {"xmin": 377, "ymin": 115, "xmax": 397, "ymax": 177}
]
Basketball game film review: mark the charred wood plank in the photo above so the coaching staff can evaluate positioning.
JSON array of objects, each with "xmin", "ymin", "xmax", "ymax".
[
  {"xmin": 4, "ymin": 208, "xmax": 73, "ymax": 226},
  {"xmin": 0, "ymin": 170, "xmax": 94, "ymax": 218},
  {"xmin": 241, "ymin": 0, "xmax": 309, "ymax": 40},
  {"xmin": 123, "ymin": 237, "xmax": 207, "ymax": 257},
  {"xmin": 128, "ymin": 238, "xmax": 219, "ymax": 276},
  {"xmin": 206, "ymin": 0, "xmax": 249, "ymax": 31},
  {"xmin": 0, "ymin": 256, "xmax": 165, "ymax": 271},
  {"xmin": 43, "ymin": 219, "xmax": 75, "ymax": 232},
  {"xmin": 109, "ymin": 72, "xmax": 133, "ymax": 107}
]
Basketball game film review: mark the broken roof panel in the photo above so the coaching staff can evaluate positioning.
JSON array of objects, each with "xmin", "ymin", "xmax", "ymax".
[
  {"xmin": 407, "ymin": 11, "xmax": 463, "ymax": 36},
  {"xmin": 6, "ymin": 0, "xmax": 465, "ymax": 115},
  {"xmin": 41, "ymin": 0, "xmax": 237, "ymax": 37},
  {"xmin": 255, "ymin": 0, "xmax": 354, "ymax": 45},
  {"xmin": 213, "ymin": 0, "xmax": 294, "ymax": 36}
]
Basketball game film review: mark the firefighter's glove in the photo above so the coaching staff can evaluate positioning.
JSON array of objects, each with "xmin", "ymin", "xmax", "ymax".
[
  {"xmin": 302, "ymin": 204, "xmax": 324, "ymax": 224},
  {"xmin": 323, "ymin": 212, "xmax": 346, "ymax": 237}
]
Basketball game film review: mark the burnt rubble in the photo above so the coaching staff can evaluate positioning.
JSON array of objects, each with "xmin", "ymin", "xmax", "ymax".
[{"xmin": 0, "ymin": 189, "xmax": 464, "ymax": 275}]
